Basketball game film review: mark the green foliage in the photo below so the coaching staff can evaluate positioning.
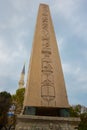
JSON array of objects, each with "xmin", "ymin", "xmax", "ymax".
[
  {"xmin": 70, "ymin": 105, "xmax": 87, "ymax": 130},
  {"xmin": 69, "ymin": 104, "xmax": 81, "ymax": 117},
  {"xmin": 0, "ymin": 89, "xmax": 25, "ymax": 128},
  {"xmin": 78, "ymin": 113, "xmax": 87, "ymax": 130},
  {"xmin": 12, "ymin": 88, "xmax": 25, "ymax": 113},
  {"xmin": 0, "ymin": 91, "xmax": 12, "ymax": 128},
  {"xmin": 70, "ymin": 107, "xmax": 78, "ymax": 117},
  {"xmin": 12, "ymin": 94, "xmax": 16, "ymax": 101},
  {"xmin": 0, "ymin": 91, "xmax": 12, "ymax": 108},
  {"xmin": 16, "ymin": 88, "xmax": 25, "ymax": 107}
]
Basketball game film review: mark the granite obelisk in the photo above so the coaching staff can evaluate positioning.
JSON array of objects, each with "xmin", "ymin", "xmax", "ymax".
[
  {"xmin": 15, "ymin": 4, "xmax": 80, "ymax": 130},
  {"xmin": 23, "ymin": 4, "xmax": 69, "ymax": 116}
]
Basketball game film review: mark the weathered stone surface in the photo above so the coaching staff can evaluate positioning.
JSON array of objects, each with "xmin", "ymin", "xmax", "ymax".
[
  {"xmin": 23, "ymin": 3, "xmax": 69, "ymax": 108},
  {"xmin": 15, "ymin": 115, "xmax": 80, "ymax": 130},
  {"xmin": 15, "ymin": 3, "xmax": 80, "ymax": 130}
]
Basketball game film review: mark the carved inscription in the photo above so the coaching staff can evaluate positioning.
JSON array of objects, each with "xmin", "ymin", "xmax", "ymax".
[{"xmin": 41, "ymin": 5, "xmax": 56, "ymax": 106}]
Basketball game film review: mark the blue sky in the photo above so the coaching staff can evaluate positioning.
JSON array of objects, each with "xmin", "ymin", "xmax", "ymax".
[{"xmin": 0, "ymin": 0, "xmax": 87, "ymax": 106}]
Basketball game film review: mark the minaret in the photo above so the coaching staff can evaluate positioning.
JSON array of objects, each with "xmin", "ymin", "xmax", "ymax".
[
  {"xmin": 18, "ymin": 64, "xmax": 25, "ymax": 89},
  {"xmin": 23, "ymin": 4, "xmax": 69, "ymax": 116}
]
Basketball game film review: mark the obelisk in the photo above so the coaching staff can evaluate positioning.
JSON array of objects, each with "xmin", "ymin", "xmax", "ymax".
[
  {"xmin": 15, "ymin": 4, "xmax": 80, "ymax": 130},
  {"xmin": 23, "ymin": 4, "xmax": 69, "ymax": 116}
]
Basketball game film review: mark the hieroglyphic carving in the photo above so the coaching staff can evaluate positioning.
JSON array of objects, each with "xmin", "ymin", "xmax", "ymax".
[
  {"xmin": 41, "ymin": 5, "xmax": 56, "ymax": 106},
  {"xmin": 41, "ymin": 58, "xmax": 53, "ymax": 73}
]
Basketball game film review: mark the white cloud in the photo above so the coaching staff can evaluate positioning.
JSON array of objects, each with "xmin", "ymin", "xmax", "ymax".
[
  {"xmin": 0, "ymin": 35, "xmax": 28, "ymax": 81},
  {"xmin": 63, "ymin": 62, "xmax": 87, "ymax": 92},
  {"xmin": 0, "ymin": 39, "xmax": 10, "ymax": 63},
  {"xmin": 62, "ymin": 63, "xmax": 72, "ymax": 74},
  {"xmin": 52, "ymin": 0, "xmax": 87, "ymax": 42},
  {"xmin": 51, "ymin": 0, "xmax": 75, "ymax": 17},
  {"xmin": 62, "ymin": 61, "xmax": 87, "ymax": 105},
  {"xmin": 83, "ymin": 50, "xmax": 87, "ymax": 59},
  {"xmin": 0, "ymin": 15, "xmax": 26, "ymax": 30}
]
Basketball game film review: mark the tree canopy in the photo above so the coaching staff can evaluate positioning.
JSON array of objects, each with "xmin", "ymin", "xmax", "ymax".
[
  {"xmin": 12, "ymin": 88, "xmax": 25, "ymax": 114},
  {"xmin": 0, "ymin": 91, "xmax": 12, "ymax": 129},
  {"xmin": 70, "ymin": 105, "xmax": 87, "ymax": 130}
]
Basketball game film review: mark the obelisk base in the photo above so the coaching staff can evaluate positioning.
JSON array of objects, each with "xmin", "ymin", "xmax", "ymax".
[{"xmin": 15, "ymin": 115, "xmax": 80, "ymax": 130}]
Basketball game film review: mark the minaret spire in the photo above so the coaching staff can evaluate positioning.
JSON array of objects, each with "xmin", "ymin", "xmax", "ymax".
[{"xmin": 19, "ymin": 64, "xmax": 25, "ymax": 89}]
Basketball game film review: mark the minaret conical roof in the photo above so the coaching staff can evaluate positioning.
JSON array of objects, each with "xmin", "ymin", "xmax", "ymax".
[{"xmin": 22, "ymin": 64, "xmax": 25, "ymax": 74}]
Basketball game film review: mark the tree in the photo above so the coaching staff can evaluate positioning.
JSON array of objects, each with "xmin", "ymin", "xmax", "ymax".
[
  {"xmin": 78, "ymin": 113, "xmax": 87, "ymax": 130},
  {"xmin": 0, "ymin": 91, "xmax": 12, "ymax": 129},
  {"xmin": 12, "ymin": 88, "xmax": 25, "ymax": 114},
  {"xmin": 69, "ymin": 105, "xmax": 81, "ymax": 117},
  {"xmin": 70, "ymin": 105, "xmax": 87, "ymax": 130},
  {"xmin": 16, "ymin": 88, "xmax": 25, "ymax": 107}
]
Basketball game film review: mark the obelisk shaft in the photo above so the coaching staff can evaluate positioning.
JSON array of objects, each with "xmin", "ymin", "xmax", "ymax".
[{"xmin": 23, "ymin": 4, "xmax": 69, "ymax": 108}]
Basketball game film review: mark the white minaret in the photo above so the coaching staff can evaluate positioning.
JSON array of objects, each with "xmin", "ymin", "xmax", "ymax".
[{"xmin": 19, "ymin": 64, "xmax": 25, "ymax": 89}]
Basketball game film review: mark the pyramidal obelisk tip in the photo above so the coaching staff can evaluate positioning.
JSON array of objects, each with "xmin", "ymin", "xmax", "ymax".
[{"xmin": 40, "ymin": 3, "xmax": 49, "ymax": 7}]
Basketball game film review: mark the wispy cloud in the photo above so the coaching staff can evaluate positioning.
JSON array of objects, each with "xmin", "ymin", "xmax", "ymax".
[
  {"xmin": 62, "ymin": 62, "xmax": 87, "ymax": 105},
  {"xmin": 51, "ymin": 0, "xmax": 87, "ymax": 43}
]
